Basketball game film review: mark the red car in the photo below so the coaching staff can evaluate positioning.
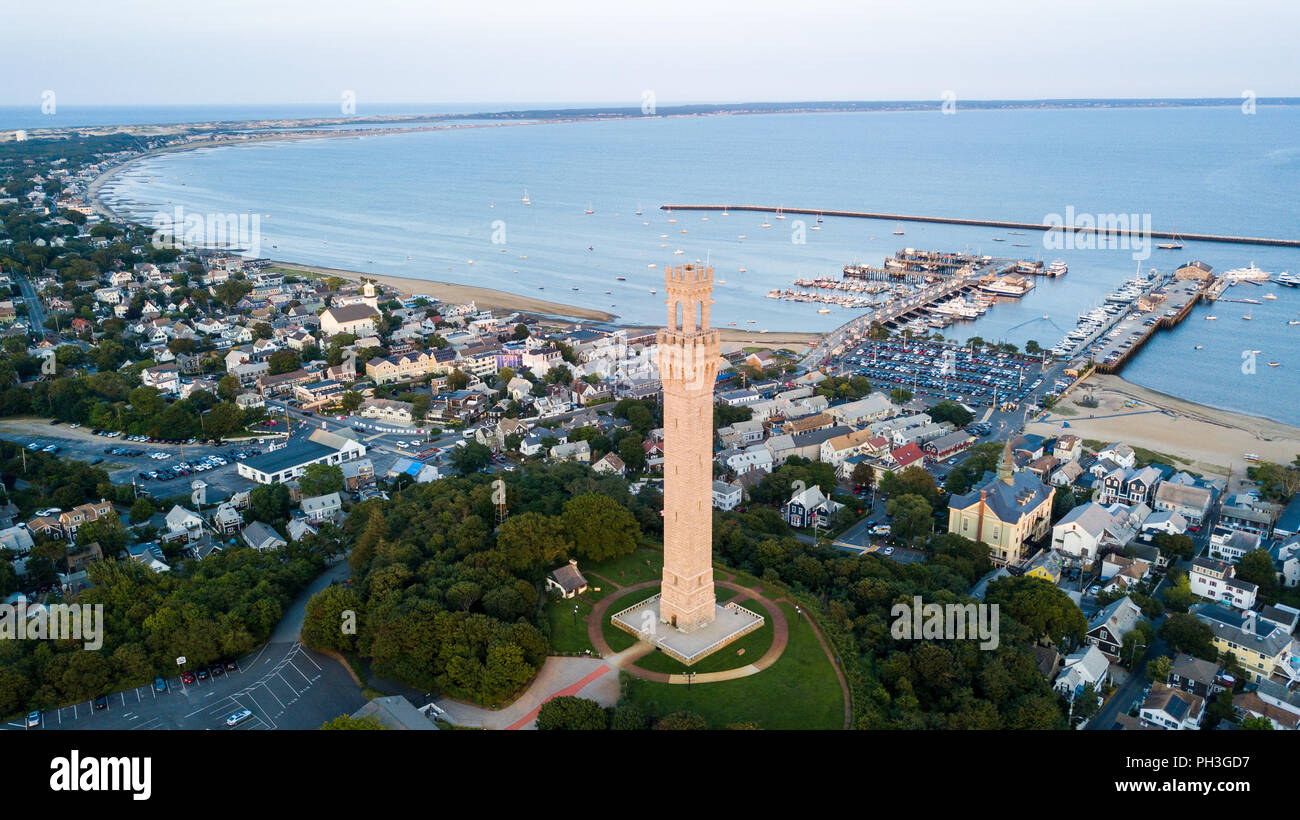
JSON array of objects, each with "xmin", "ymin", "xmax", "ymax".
[{"xmin": 181, "ymin": 672, "xmax": 196, "ymax": 685}]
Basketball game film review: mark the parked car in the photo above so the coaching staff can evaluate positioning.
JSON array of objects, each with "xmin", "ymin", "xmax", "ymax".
[
  {"xmin": 93, "ymin": 695, "xmax": 108, "ymax": 711},
  {"xmin": 225, "ymin": 709, "xmax": 254, "ymax": 727},
  {"xmin": 153, "ymin": 677, "xmax": 167, "ymax": 693},
  {"xmin": 181, "ymin": 671, "xmax": 196, "ymax": 685},
  {"xmin": 26, "ymin": 710, "xmax": 41, "ymax": 728}
]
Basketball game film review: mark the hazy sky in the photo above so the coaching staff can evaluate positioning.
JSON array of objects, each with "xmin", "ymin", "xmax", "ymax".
[{"xmin": 4, "ymin": 0, "xmax": 1298, "ymax": 106}]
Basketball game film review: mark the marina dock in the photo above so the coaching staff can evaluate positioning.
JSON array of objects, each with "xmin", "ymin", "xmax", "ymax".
[{"xmin": 660, "ymin": 204, "xmax": 1300, "ymax": 248}]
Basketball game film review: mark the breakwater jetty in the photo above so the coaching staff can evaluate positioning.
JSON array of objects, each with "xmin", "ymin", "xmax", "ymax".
[{"xmin": 660, "ymin": 205, "xmax": 1300, "ymax": 248}]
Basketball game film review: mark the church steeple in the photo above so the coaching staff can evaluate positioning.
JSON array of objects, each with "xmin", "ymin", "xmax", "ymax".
[{"xmin": 997, "ymin": 439, "xmax": 1015, "ymax": 484}]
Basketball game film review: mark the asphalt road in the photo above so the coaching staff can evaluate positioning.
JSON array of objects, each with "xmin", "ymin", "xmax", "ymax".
[{"xmin": 14, "ymin": 274, "xmax": 47, "ymax": 331}]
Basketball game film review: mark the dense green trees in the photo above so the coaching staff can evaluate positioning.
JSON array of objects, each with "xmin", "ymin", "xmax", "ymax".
[
  {"xmin": 927, "ymin": 400, "xmax": 974, "ymax": 427},
  {"xmin": 298, "ymin": 463, "xmax": 345, "ymax": 498},
  {"xmin": 301, "ymin": 583, "xmax": 363, "ymax": 652},
  {"xmin": 0, "ymin": 544, "xmax": 325, "ymax": 713},
  {"xmin": 985, "ymin": 576, "xmax": 1087, "ymax": 647},
  {"xmin": 885, "ymin": 494, "xmax": 933, "ymax": 541},
  {"xmin": 449, "ymin": 442, "xmax": 493, "ymax": 474},
  {"xmin": 327, "ymin": 464, "xmax": 651, "ymax": 707},
  {"xmin": 560, "ymin": 492, "xmax": 639, "ymax": 562},
  {"xmin": 536, "ymin": 695, "xmax": 609, "ymax": 730},
  {"xmin": 1159, "ymin": 613, "xmax": 1218, "ymax": 661}
]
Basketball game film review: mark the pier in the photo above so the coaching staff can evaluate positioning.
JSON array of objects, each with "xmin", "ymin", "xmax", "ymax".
[
  {"xmin": 660, "ymin": 204, "xmax": 1300, "ymax": 248},
  {"xmin": 1089, "ymin": 276, "xmax": 1208, "ymax": 375},
  {"xmin": 801, "ymin": 270, "xmax": 979, "ymax": 367}
]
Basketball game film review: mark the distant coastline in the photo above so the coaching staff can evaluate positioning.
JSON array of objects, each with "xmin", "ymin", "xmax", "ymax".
[{"xmin": 11, "ymin": 95, "xmax": 1300, "ymax": 139}]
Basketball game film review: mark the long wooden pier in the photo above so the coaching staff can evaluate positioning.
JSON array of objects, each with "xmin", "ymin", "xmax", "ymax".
[{"xmin": 660, "ymin": 204, "xmax": 1300, "ymax": 248}]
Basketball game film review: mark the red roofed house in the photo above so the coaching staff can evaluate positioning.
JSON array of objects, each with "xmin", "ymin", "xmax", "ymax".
[{"xmin": 889, "ymin": 443, "xmax": 925, "ymax": 471}]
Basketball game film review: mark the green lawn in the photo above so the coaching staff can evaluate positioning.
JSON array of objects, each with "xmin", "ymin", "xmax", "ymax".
[
  {"xmin": 601, "ymin": 586, "xmax": 661, "ymax": 653},
  {"xmin": 632, "ymin": 599, "xmax": 774, "ymax": 675},
  {"xmin": 547, "ymin": 597, "xmax": 597, "ymax": 654},
  {"xmin": 583, "ymin": 546, "xmax": 663, "ymax": 588},
  {"xmin": 624, "ymin": 603, "xmax": 844, "ymax": 730}
]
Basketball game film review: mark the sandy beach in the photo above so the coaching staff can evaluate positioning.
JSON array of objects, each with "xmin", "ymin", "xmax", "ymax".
[
  {"xmin": 271, "ymin": 261, "xmax": 619, "ymax": 322},
  {"xmin": 1027, "ymin": 373, "xmax": 1300, "ymax": 482},
  {"xmin": 275, "ymin": 263, "xmax": 822, "ymax": 350}
]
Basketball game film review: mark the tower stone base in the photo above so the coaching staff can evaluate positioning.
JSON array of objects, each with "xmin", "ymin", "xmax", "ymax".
[
  {"xmin": 659, "ymin": 567, "xmax": 716, "ymax": 632},
  {"xmin": 610, "ymin": 593, "xmax": 765, "ymax": 666}
]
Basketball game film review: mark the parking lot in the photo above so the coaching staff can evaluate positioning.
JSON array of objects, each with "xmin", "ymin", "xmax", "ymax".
[
  {"xmin": 0, "ymin": 420, "xmax": 278, "ymax": 498},
  {"xmin": 834, "ymin": 339, "xmax": 1060, "ymax": 408},
  {"xmin": 7, "ymin": 640, "xmax": 366, "ymax": 731}
]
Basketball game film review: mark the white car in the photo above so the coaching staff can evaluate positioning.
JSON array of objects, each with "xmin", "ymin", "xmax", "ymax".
[
  {"xmin": 225, "ymin": 709, "xmax": 254, "ymax": 727},
  {"xmin": 35, "ymin": 508, "xmax": 61, "ymax": 517}
]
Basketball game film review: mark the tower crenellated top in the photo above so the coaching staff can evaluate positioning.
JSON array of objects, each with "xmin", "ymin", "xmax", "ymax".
[
  {"xmin": 664, "ymin": 264, "xmax": 715, "ymax": 333},
  {"xmin": 667, "ymin": 263, "xmax": 713, "ymax": 285}
]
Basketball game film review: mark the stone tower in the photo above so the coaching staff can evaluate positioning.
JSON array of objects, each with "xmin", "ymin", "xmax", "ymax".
[{"xmin": 657, "ymin": 264, "xmax": 720, "ymax": 631}]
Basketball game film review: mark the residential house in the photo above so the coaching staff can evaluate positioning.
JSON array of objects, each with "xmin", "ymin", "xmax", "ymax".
[
  {"xmin": 1209, "ymin": 527, "xmax": 1262, "ymax": 563},
  {"xmin": 1054, "ymin": 645, "xmax": 1110, "ymax": 700},
  {"xmin": 300, "ymin": 492, "xmax": 343, "ymax": 524},
  {"xmin": 163, "ymin": 506, "xmax": 204, "ymax": 543},
  {"xmin": 1086, "ymin": 596, "xmax": 1143, "ymax": 661},
  {"xmin": 242, "ymin": 521, "xmax": 287, "ymax": 552},
  {"xmin": 546, "ymin": 559, "xmax": 588, "ymax": 599},
  {"xmin": 1195, "ymin": 605, "xmax": 1300, "ymax": 685},
  {"xmin": 784, "ymin": 485, "xmax": 841, "ymax": 529},
  {"xmin": 712, "ymin": 480, "xmax": 742, "ymax": 512},
  {"xmin": 1188, "ymin": 557, "xmax": 1258, "ymax": 610},
  {"xmin": 549, "ymin": 440, "xmax": 591, "ymax": 464},
  {"xmin": 592, "ymin": 452, "xmax": 626, "ymax": 476},
  {"xmin": 1152, "ymin": 481, "xmax": 1214, "ymax": 526},
  {"xmin": 140, "ymin": 363, "xmax": 181, "ymax": 395},
  {"xmin": 359, "ymin": 398, "xmax": 416, "ymax": 425},
  {"xmin": 1168, "ymin": 653, "xmax": 1224, "ymax": 700},
  {"xmin": 340, "ymin": 458, "xmax": 376, "ymax": 491},
  {"xmin": 1053, "ymin": 434, "xmax": 1083, "ymax": 463},
  {"xmin": 1140, "ymin": 684, "xmax": 1205, "ymax": 730}
]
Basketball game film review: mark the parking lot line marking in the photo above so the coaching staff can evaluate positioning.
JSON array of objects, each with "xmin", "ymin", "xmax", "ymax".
[
  {"xmin": 286, "ymin": 659, "xmax": 314, "ymax": 685},
  {"xmin": 241, "ymin": 693, "xmax": 276, "ymax": 730},
  {"xmin": 257, "ymin": 683, "xmax": 286, "ymax": 710}
]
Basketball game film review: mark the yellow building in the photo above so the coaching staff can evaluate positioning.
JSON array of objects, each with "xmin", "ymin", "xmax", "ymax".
[
  {"xmin": 946, "ymin": 442, "xmax": 1055, "ymax": 566},
  {"xmin": 365, "ymin": 350, "xmax": 449, "ymax": 385}
]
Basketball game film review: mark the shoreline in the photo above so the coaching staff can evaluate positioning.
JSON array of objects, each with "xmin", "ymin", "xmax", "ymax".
[
  {"xmin": 276, "ymin": 261, "xmax": 821, "ymax": 349},
  {"xmin": 269, "ymin": 262, "xmax": 619, "ymax": 322},
  {"xmin": 1029, "ymin": 373, "xmax": 1300, "ymax": 482}
]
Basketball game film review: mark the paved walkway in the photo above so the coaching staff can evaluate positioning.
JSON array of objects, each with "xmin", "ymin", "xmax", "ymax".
[{"xmin": 435, "ymin": 655, "xmax": 619, "ymax": 730}]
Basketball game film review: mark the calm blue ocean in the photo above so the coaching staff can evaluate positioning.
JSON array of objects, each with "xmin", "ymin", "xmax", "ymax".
[{"xmin": 94, "ymin": 107, "xmax": 1300, "ymax": 423}]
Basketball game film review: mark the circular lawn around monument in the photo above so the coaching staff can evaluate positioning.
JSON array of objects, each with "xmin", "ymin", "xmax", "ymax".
[
  {"xmin": 624, "ymin": 601, "xmax": 844, "ymax": 730},
  {"xmin": 599, "ymin": 585, "xmax": 740, "ymax": 657}
]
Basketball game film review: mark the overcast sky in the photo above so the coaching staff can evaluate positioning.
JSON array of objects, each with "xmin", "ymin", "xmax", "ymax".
[{"xmin": 4, "ymin": 0, "xmax": 1298, "ymax": 107}]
